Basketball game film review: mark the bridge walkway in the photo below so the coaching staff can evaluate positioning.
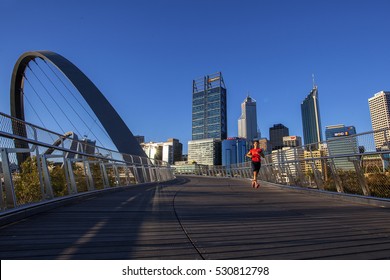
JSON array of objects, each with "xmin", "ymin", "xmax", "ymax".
[{"xmin": 1, "ymin": 176, "xmax": 390, "ymax": 260}]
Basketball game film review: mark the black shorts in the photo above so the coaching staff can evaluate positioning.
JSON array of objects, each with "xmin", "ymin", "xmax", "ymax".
[{"xmin": 251, "ymin": 161, "xmax": 261, "ymax": 172}]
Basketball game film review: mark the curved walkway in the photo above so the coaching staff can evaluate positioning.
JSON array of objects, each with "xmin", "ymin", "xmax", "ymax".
[{"xmin": 1, "ymin": 176, "xmax": 390, "ymax": 259}]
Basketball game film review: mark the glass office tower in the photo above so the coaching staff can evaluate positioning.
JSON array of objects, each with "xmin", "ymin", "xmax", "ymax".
[
  {"xmin": 325, "ymin": 124, "xmax": 358, "ymax": 170},
  {"xmin": 222, "ymin": 137, "xmax": 249, "ymax": 166},
  {"xmin": 301, "ymin": 86, "xmax": 323, "ymax": 148},
  {"xmin": 192, "ymin": 72, "xmax": 227, "ymax": 140}
]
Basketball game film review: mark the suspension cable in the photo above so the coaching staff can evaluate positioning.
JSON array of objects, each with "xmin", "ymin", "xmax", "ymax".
[
  {"xmin": 23, "ymin": 88, "xmax": 50, "ymax": 130},
  {"xmin": 23, "ymin": 73, "xmax": 66, "ymax": 134},
  {"xmin": 33, "ymin": 59, "xmax": 107, "ymax": 147},
  {"xmin": 26, "ymin": 63, "xmax": 83, "ymax": 137},
  {"xmin": 41, "ymin": 59, "xmax": 111, "ymax": 141},
  {"xmin": 23, "ymin": 92, "xmax": 57, "ymax": 143}
]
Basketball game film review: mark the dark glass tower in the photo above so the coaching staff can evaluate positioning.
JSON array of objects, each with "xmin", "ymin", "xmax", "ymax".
[
  {"xmin": 192, "ymin": 72, "xmax": 227, "ymax": 140},
  {"xmin": 269, "ymin": 123, "xmax": 289, "ymax": 150},
  {"xmin": 301, "ymin": 86, "xmax": 323, "ymax": 147}
]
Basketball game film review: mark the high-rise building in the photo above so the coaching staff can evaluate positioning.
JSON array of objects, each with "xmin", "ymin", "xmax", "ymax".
[
  {"xmin": 325, "ymin": 124, "xmax": 358, "ymax": 171},
  {"xmin": 368, "ymin": 91, "xmax": 390, "ymax": 150},
  {"xmin": 238, "ymin": 96, "xmax": 258, "ymax": 141},
  {"xmin": 166, "ymin": 138, "xmax": 183, "ymax": 163},
  {"xmin": 301, "ymin": 85, "xmax": 323, "ymax": 147},
  {"xmin": 192, "ymin": 72, "xmax": 227, "ymax": 140},
  {"xmin": 269, "ymin": 123, "xmax": 289, "ymax": 150},
  {"xmin": 221, "ymin": 137, "xmax": 249, "ymax": 166},
  {"xmin": 188, "ymin": 138, "xmax": 222, "ymax": 166}
]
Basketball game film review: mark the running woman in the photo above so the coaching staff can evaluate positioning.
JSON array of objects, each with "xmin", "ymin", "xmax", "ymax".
[{"xmin": 246, "ymin": 140, "xmax": 265, "ymax": 188}]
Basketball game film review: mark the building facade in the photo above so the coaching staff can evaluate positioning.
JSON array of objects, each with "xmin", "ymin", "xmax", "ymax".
[
  {"xmin": 141, "ymin": 142, "xmax": 163, "ymax": 160},
  {"xmin": 325, "ymin": 124, "xmax": 358, "ymax": 171},
  {"xmin": 269, "ymin": 123, "xmax": 289, "ymax": 150},
  {"xmin": 271, "ymin": 147, "xmax": 304, "ymax": 183},
  {"xmin": 164, "ymin": 138, "xmax": 183, "ymax": 164},
  {"xmin": 192, "ymin": 72, "xmax": 227, "ymax": 141},
  {"xmin": 283, "ymin": 136, "xmax": 302, "ymax": 148},
  {"xmin": 221, "ymin": 137, "xmax": 249, "ymax": 166},
  {"xmin": 141, "ymin": 138, "xmax": 182, "ymax": 164},
  {"xmin": 238, "ymin": 96, "xmax": 258, "ymax": 141},
  {"xmin": 301, "ymin": 85, "xmax": 323, "ymax": 147},
  {"xmin": 368, "ymin": 91, "xmax": 390, "ymax": 150},
  {"xmin": 303, "ymin": 149, "xmax": 326, "ymax": 174},
  {"xmin": 188, "ymin": 138, "xmax": 222, "ymax": 166}
]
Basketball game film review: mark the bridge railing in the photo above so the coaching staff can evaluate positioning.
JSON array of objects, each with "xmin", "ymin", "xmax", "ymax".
[
  {"xmin": 0, "ymin": 112, "xmax": 174, "ymax": 212},
  {"xmin": 175, "ymin": 128, "xmax": 390, "ymax": 199}
]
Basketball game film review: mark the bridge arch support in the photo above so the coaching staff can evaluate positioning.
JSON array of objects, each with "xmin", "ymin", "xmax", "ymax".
[{"xmin": 10, "ymin": 50, "xmax": 146, "ymax": 164}]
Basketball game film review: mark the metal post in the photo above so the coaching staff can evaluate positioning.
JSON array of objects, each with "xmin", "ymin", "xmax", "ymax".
[
  {"xmin": 100, "ymin": 162, "xmax": 109, "ymax": 188},
  {"xmin": 124, "ymin": 166, "xmax": 130, "ymax": 185},
  {"xmin": 328, "ymin": 159, "xmax": 344, "ymax": 193},
  {"xmin": 83, "ymin": 160, "xmax": 94, "ymax": 191},
  {"xmin": 352, "ymin": 158, "xmax": 370, "ymax": 196},
  {"xmin": 66, "ymin": 159, "xmax": 78, "ymax": 194},
  {"xmin": 113, "ymin": 164, "xmax": 120, "ymax": 186},
  {"xmin": 40, "ymin": 155, "xmax": 54, "ymax": 199},
  {"xmin": 1, "ymin": 148, "xmax": 17, "ymax": 209},
  {"xmin": 311, "ymin": 161, "xmax": 324, "ymax": 190}
]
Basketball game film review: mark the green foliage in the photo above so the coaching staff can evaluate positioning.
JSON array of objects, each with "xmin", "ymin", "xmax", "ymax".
[
  {"xmin": 12, "ymin": 157, "xmax": 134, "ymax": 206},
  {"xmin": 366, "ymin": 173, "xmax": 390, "ymax": 198},
  {"xmin": 14, "ymin": 157, "xmax": 41, "ymax": 204},
  {"xmin": 14, "ymin": 157, "xmax": 69, "ymax": 204},
  {"xmin": 49, "ymin": 164, "xmax": 68, "ymax": 197},
  {"xmin": 71, "ymin": 163, "xmax": 88, "ymax": 193},
  {"xmin": 336, "ymin": 170, "xmax": 362, "ymax": 195}
]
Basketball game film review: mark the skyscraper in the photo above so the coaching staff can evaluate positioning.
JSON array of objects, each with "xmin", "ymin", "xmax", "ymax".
[
  {"xmin": 325, "ymin": 124, "xmax": 358, "ymax": 170},
  {"xmin": 269, "ymin": 123, "xmax": 289, "ymax": 150},
  {"xmin": 238, "ymin": 96, "xmax": 258, "ymax": 141},
  {"xmin": 368, "ymin": 91, "xmax": 390, "ymax": 150},
  {"xmin": 301, "ymin": 85, "xmax": 323, "ymax": 147},
  {"xmin": 192, "ymin": 72, "xmax": 227, "ymax": 140}
]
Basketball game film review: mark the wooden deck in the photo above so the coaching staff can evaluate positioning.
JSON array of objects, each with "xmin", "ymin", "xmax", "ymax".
[{"xmin": 1, "ymin": 176, "xmax": 390, "ymax": 260}]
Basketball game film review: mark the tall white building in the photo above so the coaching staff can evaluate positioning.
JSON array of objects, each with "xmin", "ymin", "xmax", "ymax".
[
  {"xmin": 238, "ymin": 96, "xmax": 259, "ymax": 141},
  {"xmin": 368, "ymin": 91, "xmax": 390, "ymax": 150}
]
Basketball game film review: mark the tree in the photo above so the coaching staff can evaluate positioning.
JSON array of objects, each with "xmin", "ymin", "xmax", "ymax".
[{"xmin": 14, "ymin": 156, "xmax": 42, "ymax": 204}]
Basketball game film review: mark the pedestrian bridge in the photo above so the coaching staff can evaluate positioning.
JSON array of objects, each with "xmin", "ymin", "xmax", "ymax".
[
  {"xmin": 1, "ymin": 175, "xmax": 390, "ymax": 260},
  {"xmin": 1, "ymin": 51, "xmax": 390, "ymax": 260}
]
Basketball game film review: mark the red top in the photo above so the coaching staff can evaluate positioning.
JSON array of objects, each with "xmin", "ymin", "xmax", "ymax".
[{"xmin": 249, "ymin": 148, "xmax": 262, "ymax": 162}]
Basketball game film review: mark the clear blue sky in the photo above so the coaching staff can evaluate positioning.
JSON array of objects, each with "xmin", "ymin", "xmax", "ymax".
[{"xmin": 1, "ymin": 0, "xmax": 389, "ymax": 153}]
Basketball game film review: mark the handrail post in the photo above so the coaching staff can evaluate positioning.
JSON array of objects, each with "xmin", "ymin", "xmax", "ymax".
[
  {"xmin": 40, "ymin": 155, "xmax": 54, "ymax": 199},
  {"xmin": 1, "ymin": 148, "xmax": 17, "ymax": 209}
]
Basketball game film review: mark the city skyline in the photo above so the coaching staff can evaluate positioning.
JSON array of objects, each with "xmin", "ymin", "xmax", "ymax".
[{"xmin": 1, "ymin": 1, "xmax": 390, "ymax": 154}]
